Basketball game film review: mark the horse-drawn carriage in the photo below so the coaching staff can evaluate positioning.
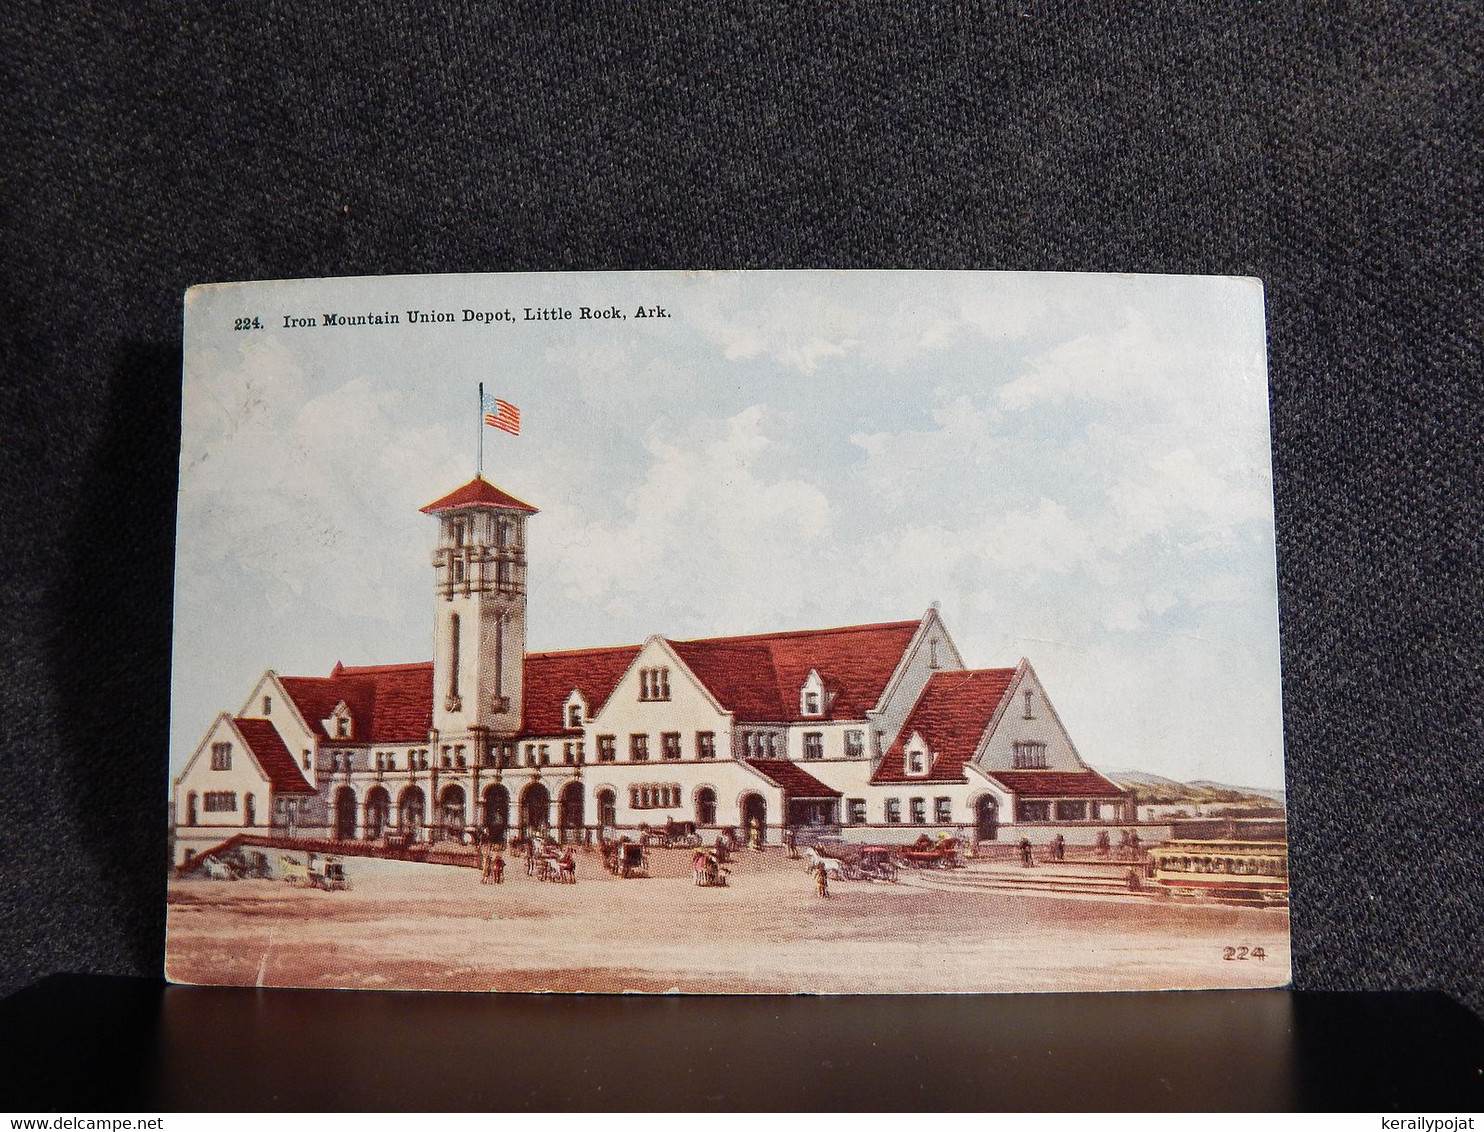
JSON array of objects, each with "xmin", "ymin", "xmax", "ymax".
[
  {"xmin": 316, "ymin": 857, "xmax": 351, "ymax": 891},
  {"xmin": 896, "ymin": 835, "xmax": 962, "ymax": 870},
  {"xmin": 201, "ymin": 855, "xmax": 237, "ymax": 881},
  {"xmin": 640, "ymin": 820, "xmax": 703, "ymax": 849},
  {"xmin": 852, "ymin": 845, "xmax": 899, "ymax": 882},
  {"xmin": 278, "ymin": 853, "xmax": 350, "ymax": 890},
  {"xmin": 603, "ymin": 840, "xmax": 649, "ymax": 878}
]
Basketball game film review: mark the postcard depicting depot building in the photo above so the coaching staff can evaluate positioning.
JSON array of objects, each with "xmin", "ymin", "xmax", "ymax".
[{"xmin": 166, "ymin": 270, "xmax": 1289, "ymax": 994}]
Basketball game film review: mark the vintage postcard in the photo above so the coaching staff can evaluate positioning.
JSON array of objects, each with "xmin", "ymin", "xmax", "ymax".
[{"xmin": 166, "ymin": 270, "xmax": 1289, "ymax": 993}]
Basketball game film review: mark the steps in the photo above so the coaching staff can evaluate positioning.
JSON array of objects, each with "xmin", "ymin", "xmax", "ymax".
[{"xmin": 900, "ymin": 864, "xmax": 1155, "ymax": 900}]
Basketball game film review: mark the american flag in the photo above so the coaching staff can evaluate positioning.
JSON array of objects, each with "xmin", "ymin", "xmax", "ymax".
[{"xmin": 482, "ymin": 394, "xmax": 520, "ymax": 435}]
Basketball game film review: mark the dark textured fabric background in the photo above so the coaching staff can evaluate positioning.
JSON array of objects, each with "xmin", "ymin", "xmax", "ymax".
[{"xmin": 2, "ymin": 3, "xmax": 1480, "ymax": 1015}]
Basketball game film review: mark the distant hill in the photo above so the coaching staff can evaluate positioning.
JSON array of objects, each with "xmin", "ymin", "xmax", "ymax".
[{"xmin": 1098, "ymin": 768, "xmax": 1285, "ymax": 809}]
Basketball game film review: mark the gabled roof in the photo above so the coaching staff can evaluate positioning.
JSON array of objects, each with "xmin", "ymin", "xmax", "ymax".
[
  {"xmin": 871, "ymin": 668, "xmax": 1017, "ymax": 784},
  {"xmin": 420, "ymin": 476, "xmax": 538, "ymax": 515},
  {"xmin": 279, "ymin": 663, "xmax": 433, "ymax": 744},
  {"xmin": 744, "ymin": 759, "xmax": 842, "ymax": 798},
  {"xmin": 669, "ymin": 620, "xmax": 920, "ymax": 723},
  {"xmin": 986, "ymin": 769, "xmax": 1127, "ymax": 798},
  {"xmin": 519, "ymin": 645, "xmax": 643, "ymax": 738},
  {"xmin": 233, "ymin": 718, "xmax": 315, "ymax": 794}
]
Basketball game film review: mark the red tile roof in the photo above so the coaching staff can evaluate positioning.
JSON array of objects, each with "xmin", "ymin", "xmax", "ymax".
[
  {"xmin": 279, "ymin": 663, "xmax": 433, "ymax": 744},
  {"xmin": 420, "ymin": 476, "xmax": 538, "ymax": 514},
  {"xmin": 519, "ymin": 645, "xmax": 643, "ymax": 738},
  {"xmin": 669, "ymin": 620, "xmax": 920, "ymax": 722},
  {"xmin": 233, "ymin": 718, "xmax": 315, "ymax": 794},
  {"xmin": 279, "ymin": 647, "xmax": 642, "ymax": 744},
  {"xmin": 871, "ymin": 668, "xmax": 1017, "ymax": 784},
  {"xmin": 744, "ymin": 759, "xmax": 842, "ymax": 798},
  {"xmin": 986, "ymin": 769, "xmax": 1127, "ymax": 798}
]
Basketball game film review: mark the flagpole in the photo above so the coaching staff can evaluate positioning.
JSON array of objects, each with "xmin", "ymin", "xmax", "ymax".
[{"xmin": 477, "ymin": 382, "xmax": 484, "ymax": 477}]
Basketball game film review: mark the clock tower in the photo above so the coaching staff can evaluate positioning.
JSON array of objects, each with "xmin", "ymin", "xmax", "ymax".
[{"xmin": 420, "ymin": 476, "xmax": 537, "ymax": 754}]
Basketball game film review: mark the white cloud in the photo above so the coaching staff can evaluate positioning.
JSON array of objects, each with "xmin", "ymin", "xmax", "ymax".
[{"xmin": 537, "ymin": 406, "xmax": 836, "ymax": 633}]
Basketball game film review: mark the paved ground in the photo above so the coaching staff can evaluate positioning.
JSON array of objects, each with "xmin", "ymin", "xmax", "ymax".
[{"xmin": 165, "ymin": 846, "xmax": 1291, "ymax": 994}]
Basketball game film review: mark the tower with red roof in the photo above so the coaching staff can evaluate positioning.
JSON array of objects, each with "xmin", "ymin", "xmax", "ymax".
[{"xmin": 419, "ymin": 476, "xmax": 539, "ymax": 755}]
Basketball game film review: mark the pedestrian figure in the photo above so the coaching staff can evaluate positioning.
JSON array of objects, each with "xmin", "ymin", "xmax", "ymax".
[
  {"xmin": 784, "ymin": 828, "xmax": 799, "ymax": 859},
  {"xmin": 1019, "ymin": 837, "xmax": 1035, "ymax": 868},
  {"xmin": 748, "ymin": 818, "xmax": 762, "ymax": 852},
  {"xmin": 491, "ymin": 850, "xmax": 505, "ymax": 885},
  {"xmin": 524, "ymin": 838, "xmax": 536, "ymax": 876},
  {"xmin": 1095, "ymin": 829, "xmax": 1111, "ymax": 858},
  {"xmin": 812, "ymin": 861, "xmax": 829, "ymax": 898},
  {"xmin": 1051, "ymin": 833, "xmax": 1065, "ymax": 863}
]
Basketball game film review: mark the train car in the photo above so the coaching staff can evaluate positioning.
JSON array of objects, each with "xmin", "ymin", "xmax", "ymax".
[{"xmin": 1146, "ymin": 838, "xmax": 1288, "ymax": 906}]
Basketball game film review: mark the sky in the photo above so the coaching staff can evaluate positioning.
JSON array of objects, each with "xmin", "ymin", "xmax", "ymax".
[{"xmin": 172, "ymin": 270, "xmax": 1283, "ymax": 789}]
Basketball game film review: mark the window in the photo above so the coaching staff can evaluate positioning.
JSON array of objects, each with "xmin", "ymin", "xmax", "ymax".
[
  {"xmin": 331, "ymin": 752, "xmax": 340, "ymax": 772},
  {"xmin": 302, "ymin": 751, "xmax": 311, "ymax": 771},
  {"xmin": 629, "ymin": 787, "xmax": 640, "ymax": 808},
  {"xmin": 386, "ymin": 753, "xmax": 397, "ymax": 770},
  {"xmin": 203, "ymin": 791, "xmax": 237, "ymax": 812},
  {"xmin": 1023, "ymin": 689, "xmax": 1036, "ymax": 719},
  {"xmin": 804, "ymin": 691, "xmax": 820, "ymax": 714},
  {"xmin": 802, "ymin": 732, "xmax": 823, "ymax": 760},
  {"xmin": 874, "ymin": 731, "xmax": 886, "ymax": 757},
  {"xmin": 567, "ymin": 703, "xmax": 583, "ymax": 728},
  {"xmin": 375, "ymin": 752, "xmax": 384, "ymax": 771},
  {"xmin": 418, "ymin": 750, "xmax": 429, "ymax": 770},
  {"xmin": 1012, "ymin": 741, "xmax": 1048, "ymax": 769},
  {"xmin": 885, "ymin": 798, "xmax": 902, "ymax": 823},
  {"xmin": 662, "ymin": 732, "xmax": 681, "ymax": 760},
  {"xmin": 910, "ymin": 798, "xmax": 927, "ymax": 824},
  {"xmin": 934, "ymin": 797, "xmax": 952, "ymax": 824},
  {"xmin": 210, "ymin": 742, "xmax": 232, "ymax": 771},
  {"xmin": 525, "ymin": 744, "xmax": 536, "ymax": 766},
  {"xmin": 450, "ymin": 518, "xmax": 466, "ymax": 547},
  {"xmin": 929, "ymin": 639, "xmax": 940, "ymax": 669},
  {"xmin": 630, "ymin": 734, "xmax": 649, "ymax": 762},
  {"xmin": 496, "ymin": 560, "xmax": 512, "ymax": 587},
  {"xmin": 597, "ymin": 735, "xmax": 616, "ymax": 762},
  {"xmin": 1016, "ymin": 800, "xmax": 1051, "ymax": 822},
  {"xmin": 1055, "ymin": 800, "xmax": 1088, "ymax": 821},
  {"xmin": 696, "ymin": 788, "xmax": 717, "ymax": 824},
  {"xmin": 452, "ymin": 556, "xmax": 465, "ymax": 584},
  {"xmin": 563, "ymin": 742, "xmax": 575, "ymax": 765},
  {"xmin": 844, "ymin": 730, "xmax": 864, "ymax": 759},
  {"xmin": 639, "ymin": 666, "xmax": 671, "ymax": 701},
  {"xmin": 262, "ymin": 695, "xmax": 272, "ymax": 714},
  {"xmin": 907, "ymin": 749, "xmax": 925, "ymax": 775},
  {"xmin": 335, "ymin": 716, "xmax": 350, "ymax": 739},
  {"xmin": 846, "ymin": 798, "xmax": 866, "ymax": 825},
  {"xmin": 696, "ymin": 732, "xmax": 715, "ymax": 759},
  {"xmin": 539, "ymin": 744, "xmax": 550, "ymax": 765},
  {"xmin": 446, "ymin": 612, "xmax": 461, "ymax": 702},
  {"xmin": 495, "ymin": 518, "xmax": 510, "ymax": 547}
]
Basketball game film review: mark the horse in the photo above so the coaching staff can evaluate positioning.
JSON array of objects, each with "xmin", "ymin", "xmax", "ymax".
[{"xmin": 804, "ymin": 847, "xmax": 845, "ymax": 880}]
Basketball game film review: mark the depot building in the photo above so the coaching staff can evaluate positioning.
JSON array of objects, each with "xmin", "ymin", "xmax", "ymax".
[{"xmin": 172, "ymin": 476, "xmax": 1130, "ymax": 864}]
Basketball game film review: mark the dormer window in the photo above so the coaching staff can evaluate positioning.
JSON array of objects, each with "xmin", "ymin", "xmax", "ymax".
[
  {"xmin": 903, "ymin": 732, "xmax": 931, "ymax": 777},
  {"xmin": 262, "ymin": 695, "xmax": 272, "ymax": 714},
  {"xmin": 799, "ymin": 670, "xmax": 826, "ymax": 717}
]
